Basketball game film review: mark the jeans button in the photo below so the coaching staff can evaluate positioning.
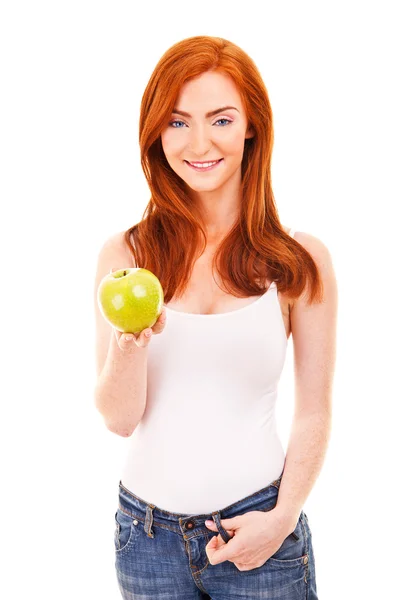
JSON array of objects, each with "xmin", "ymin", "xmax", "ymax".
[{"xmin": 185, "ymin": 520, "xmax": 195, "ymax": 530}]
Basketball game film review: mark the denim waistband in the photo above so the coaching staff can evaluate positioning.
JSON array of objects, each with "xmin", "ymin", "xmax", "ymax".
[{"xmin": 117, "ymin": 470, "xmax": 285, "ymax": 544}]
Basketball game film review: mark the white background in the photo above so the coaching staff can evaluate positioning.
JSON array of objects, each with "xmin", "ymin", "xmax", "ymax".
[{"xmin": 1, "ymin": 1, "xmax": 398, "ymax": 598}]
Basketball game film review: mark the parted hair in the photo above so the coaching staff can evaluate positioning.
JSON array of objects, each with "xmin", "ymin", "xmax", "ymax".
[{"xmin": 123, "ymin": 35, "xmax": 323, "ymax": 305}]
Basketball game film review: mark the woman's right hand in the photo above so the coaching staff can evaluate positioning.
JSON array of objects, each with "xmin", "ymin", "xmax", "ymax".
[
  {"xmin": 110, "ymin": 268, "xmax": 167, "ymax": 349},
  {"xmin": 113, "ymin": 307, "xmax": 166, "ymax": 349}
]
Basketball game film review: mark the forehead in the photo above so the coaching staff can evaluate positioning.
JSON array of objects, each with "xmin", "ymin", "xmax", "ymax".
[{"xmin": 175, "ymin": 71, "xmax": 242, "ymax": 110}]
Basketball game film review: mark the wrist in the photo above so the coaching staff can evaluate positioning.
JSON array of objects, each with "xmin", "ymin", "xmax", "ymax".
[{"xmin": 272, "ymin": 504, "xmax": 302, "ymax": 535}]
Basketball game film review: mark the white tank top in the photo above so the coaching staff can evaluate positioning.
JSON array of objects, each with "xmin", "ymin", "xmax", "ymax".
[{"xmin": 120, "ymin": 228, "xmax": 296, "ymax": 514}]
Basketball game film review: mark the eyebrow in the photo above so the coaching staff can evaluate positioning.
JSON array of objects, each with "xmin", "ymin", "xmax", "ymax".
[{"xmin": 171, "ymin": 106, "xmax": 239, "ymax": 118}]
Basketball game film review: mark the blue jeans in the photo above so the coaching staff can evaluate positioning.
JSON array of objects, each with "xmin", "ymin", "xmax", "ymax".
[{"xmin": 114, "ymin": 473, "xmax": 318, "ymax": 599}]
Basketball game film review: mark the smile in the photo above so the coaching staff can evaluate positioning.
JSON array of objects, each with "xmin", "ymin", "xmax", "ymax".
[{"xmin": 185, "ymin": 159, "xmax": 223, "ymax": 172}]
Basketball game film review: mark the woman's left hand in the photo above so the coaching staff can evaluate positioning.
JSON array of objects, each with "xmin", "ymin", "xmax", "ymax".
[{"xmin": 204, "ymin": 508, "xmax": 293, "ymax": 571}]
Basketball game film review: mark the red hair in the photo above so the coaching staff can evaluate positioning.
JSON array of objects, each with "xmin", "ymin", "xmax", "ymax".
[{"xmin": 123, "ymin": 35, "xmax": 323, "ymax": 305}]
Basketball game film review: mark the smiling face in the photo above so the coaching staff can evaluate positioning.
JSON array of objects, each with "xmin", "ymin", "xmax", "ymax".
[{"xmin": 160, "ymin": 70, "xmax": 255, "ymax": 195}]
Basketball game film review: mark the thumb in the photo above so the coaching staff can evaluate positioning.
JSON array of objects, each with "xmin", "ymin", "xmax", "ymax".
[{"xmin": 208, "ymin": 534, "xmax": 239, "ymax": 565}]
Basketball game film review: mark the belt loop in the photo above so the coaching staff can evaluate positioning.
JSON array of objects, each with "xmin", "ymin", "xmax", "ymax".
[
  {"xmin": 211, "ymin": 511, "xmax": 233, "ymax": 544},
  {"xmin": 272, "ymin": 474, "xmax": 282, "ymax": 489},
  {"xmin": 144, "ymin": 504, "xmax": 155, "ymax": 538}
]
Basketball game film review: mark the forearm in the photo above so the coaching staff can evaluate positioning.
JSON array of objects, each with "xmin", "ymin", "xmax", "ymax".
[
  {"xmin": 274, "ymin": 410, "xmax": 332, "ymax": 528},
  {"xmin": 95, "ymin": 333, "xmax": 148, "ymax": 436}
]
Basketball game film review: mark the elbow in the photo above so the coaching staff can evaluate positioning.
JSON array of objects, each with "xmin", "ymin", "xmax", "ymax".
[
  {"xmin": 104, "ymin": 412, "xmax": 138, "ymax": 437},
  {"xmin": 106, "ymin": 420, "xmax": 135, "ymax": 437},
  {"xmin": 94, "ymin": 388, "xmax": 140, "ymax": 437}
]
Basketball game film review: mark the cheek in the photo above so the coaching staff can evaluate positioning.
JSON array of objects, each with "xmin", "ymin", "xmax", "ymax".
[
  {"xmin": 161, "ymin": 132, "xmax": 186, "ymax": 156},
  {"xmin": 233, "ymin": 129, "xmax": 248, "ymax": 149},
  {"xmin": 218, "ymin": 129, "xmax": 247, "ymax": 154}
]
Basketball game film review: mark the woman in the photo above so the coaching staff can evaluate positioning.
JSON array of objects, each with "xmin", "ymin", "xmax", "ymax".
[{"xmin": 94, "ymin": 35, "xmax": 337, "ymax": 599}]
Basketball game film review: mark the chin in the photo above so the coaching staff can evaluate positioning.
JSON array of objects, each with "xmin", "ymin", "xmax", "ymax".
[{"xmin": 189, "ymin": 183, "xmax": 224, "ymax": 194}]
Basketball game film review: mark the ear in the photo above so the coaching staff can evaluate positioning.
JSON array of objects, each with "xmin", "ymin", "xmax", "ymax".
[{"xmin": 245, "ymin": 124, "xmax": 255, "ymax": 139}]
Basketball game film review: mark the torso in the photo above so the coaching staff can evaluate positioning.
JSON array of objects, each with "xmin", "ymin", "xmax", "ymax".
[{"xmin": 156, "ymin": 225, "xmax": 294, "ymax": 340}]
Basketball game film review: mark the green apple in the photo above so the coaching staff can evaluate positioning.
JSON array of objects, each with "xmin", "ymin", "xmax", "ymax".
[{"xmin": 97, "ymin": 267, "xmax": 164, "ymax": 334}]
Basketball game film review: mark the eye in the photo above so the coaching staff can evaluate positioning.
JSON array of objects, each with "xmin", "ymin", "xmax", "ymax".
[
  {"xmin": 169, "ymin": 120, "xmax": 185, "ymax": 128},
  {"xmin": 168, "ymin": 118, "xmax": 233, "ymax": 128},
  {"xmin": 215, "ymin": 118, "xmax": 232, "ymax": 126}
]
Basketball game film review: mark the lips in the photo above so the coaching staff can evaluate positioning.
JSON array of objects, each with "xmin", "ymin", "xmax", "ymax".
[
  {"xmin": 185, "ymin": 158, "xmax": 223, "ymax": 172},
  {"xmin": 186, "ymin": 159, "xmax": 222, "ymax": 165}
]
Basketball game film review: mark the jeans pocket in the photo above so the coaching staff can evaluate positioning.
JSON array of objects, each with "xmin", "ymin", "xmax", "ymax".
[
  {"xmin": 114, "ymin": 507, "xmax": 138, "ymax": 555},
  {"xmin": 266, "ymin": 511, "xmax": 308, "ymax": 568}
]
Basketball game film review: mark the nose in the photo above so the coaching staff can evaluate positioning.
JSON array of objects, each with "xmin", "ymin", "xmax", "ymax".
[{"xmin": 188, "ymin": 125, "xmax": 212, "ymax": 157}]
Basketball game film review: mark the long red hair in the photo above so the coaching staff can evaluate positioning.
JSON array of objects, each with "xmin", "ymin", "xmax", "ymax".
[{"xmin": 123, "ymin": 35, "xmax": 323, "ymax": 305}]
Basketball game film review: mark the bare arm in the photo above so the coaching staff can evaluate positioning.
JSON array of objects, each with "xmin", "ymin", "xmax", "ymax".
[
  {"xmin": 93, "ymin": 230, "xmax": 166, "ymax": 436},
  {"xmin": 274, "ymin": 232, "xmax": 338, "ymax": 527},
  {"xmin": 94, "ymin": 329, "xmax": 150, "ymax": 436}
]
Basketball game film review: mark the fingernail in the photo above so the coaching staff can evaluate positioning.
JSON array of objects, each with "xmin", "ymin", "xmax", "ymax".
[
  {"xmin": 124, "ymin": 334, "xmax": 133, "ymax": 341},
  {"xmin": 205, "ymin": 520, "xmax": 213, "ymax": 527},
  {"xmin": 145, "ymin": 330, "xmax": 152, "ymax": 337}
]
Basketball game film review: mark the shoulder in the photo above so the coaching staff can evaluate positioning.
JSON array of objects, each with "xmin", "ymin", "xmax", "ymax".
[
  {"xmin": 283, "ymin": 225, "xmax": 325, "ymax": 252},
  {"xmin": 290, "ymin": 229, "xmax": 337, "ymax": 309},
  {"xmin": 284, "ymin": 225, "xmax": 335, "ymax": 277},
  {"xmin": 291, "ymin": 230, "xmax": 335, "ymax": 276},
  {"xmin": 98, "ymin": 229, "xmax": 135, "ymax": 267}
]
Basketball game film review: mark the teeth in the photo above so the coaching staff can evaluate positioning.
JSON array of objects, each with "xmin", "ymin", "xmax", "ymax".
[{"xmin": 189, "ymin": 160, "xmax": 219, "ymax": 168}]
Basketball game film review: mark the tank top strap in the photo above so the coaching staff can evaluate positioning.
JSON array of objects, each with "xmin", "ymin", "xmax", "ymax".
[
  {"xmin": 130, "ymin": 230, "xmax": 138, "ymax": 268},
  {"xmin": 288, "ymin": 227, "xmax": 296, "ymax": 238}
]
